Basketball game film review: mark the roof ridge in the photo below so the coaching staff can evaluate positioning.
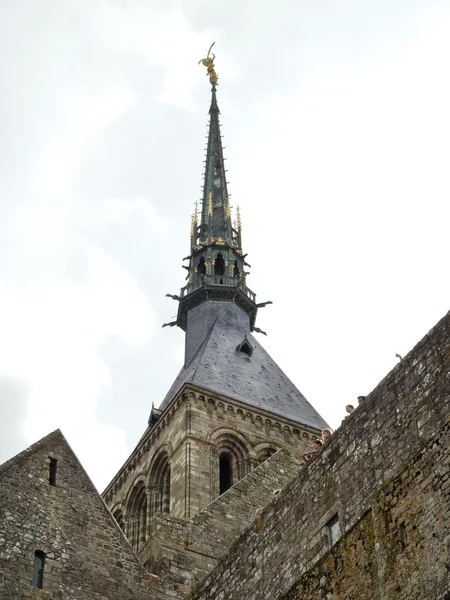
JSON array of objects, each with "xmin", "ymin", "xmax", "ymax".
[
  {"xmin": 189, "ymin": 315, "xmax": 219, "ymax": 380},
  {"xmin": 185, "ymin": 315, "xmax": 219, "ymax": 370}
]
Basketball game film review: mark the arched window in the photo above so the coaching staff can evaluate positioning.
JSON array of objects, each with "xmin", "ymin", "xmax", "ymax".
[
  {"xmin": 257, "ymin": 447, "xmax": 277, "ymax": 463},
  {"xmin": 31, "ymin": 550, "xmax": 46, "ymax": 589},
  {"xmin": 219, "ymin": 452, "xmax": 232, "ymax": 494},
  {"xmin": 214, "ymin": 254, "xmax": 225, "ymax": 277},
  {"xmin": 209, "ymin": 430, "xmax": 251, "ymax": 499},
  {"xmin": 233, "ymin": 260, "xmax": 239, "ymax": 277},
  {"xmin": 197, "ymin": 257, "xmax": 206, "ymax": 276},
  {"xmin": 149, "ymin": 451, "xmax": 171, "ymax": 517},
  {"xmin": 113, "ymin": 509, "xmax": 125, "ymax": 531},
  {"xmin": 128, "ymin": 481, "xmax": 147, "ymax": 553}
]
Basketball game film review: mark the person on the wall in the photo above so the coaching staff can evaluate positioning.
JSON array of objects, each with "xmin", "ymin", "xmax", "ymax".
[{"xmin": 322, "ymin": 428, "xmax": 332, "ymax": 444}]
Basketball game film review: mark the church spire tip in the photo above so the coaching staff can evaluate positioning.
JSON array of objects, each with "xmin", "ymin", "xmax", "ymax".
[{"xmin": 199, "ymin": 42, "xmax": 218, "ymax": 87}]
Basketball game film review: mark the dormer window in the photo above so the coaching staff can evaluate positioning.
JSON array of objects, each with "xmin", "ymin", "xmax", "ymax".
[{"xmin": 237, "ymin": 339, "xmax": 253, "ymax": 357}]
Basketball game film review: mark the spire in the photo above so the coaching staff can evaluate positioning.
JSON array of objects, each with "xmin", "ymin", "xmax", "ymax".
[
  {"xmin": 196, "ymin": 44, "xmax": 233, "ymax": 246},
  {"xmin": 165, "ymin": 44, "xmax": 264, "ymax": 333}
]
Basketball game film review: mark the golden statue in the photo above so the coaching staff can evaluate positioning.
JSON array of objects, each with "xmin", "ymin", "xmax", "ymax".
[{"xmin": 199, "ymin": 42, "xmax": 218, "ymax": 85}]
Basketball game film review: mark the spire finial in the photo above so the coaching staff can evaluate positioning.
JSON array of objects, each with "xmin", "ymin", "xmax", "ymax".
[{"xmin": 199, "ymin": 42, "xmax": 218, "ymax": 86}]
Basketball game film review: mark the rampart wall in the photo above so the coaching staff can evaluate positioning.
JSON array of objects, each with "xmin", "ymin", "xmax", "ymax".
[{"xmin": 191, "ymin": 311, "xmax": 450, "ymax": 600}]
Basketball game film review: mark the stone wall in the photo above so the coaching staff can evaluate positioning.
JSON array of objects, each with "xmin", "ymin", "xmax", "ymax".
[
  {"xmin": 191, "ymin": 311, "xmax": 450, "ymax": 600},
  {"xmin": 0, "ymin": 430, "xmax": 155, "ymax": 600},
  {"xmin": 139, "ymin": 449, "xmax": 301, "ymax": 599},
  {"xmin": 281, "ymin": 420, "xmax": 450, "ymax": 599}
]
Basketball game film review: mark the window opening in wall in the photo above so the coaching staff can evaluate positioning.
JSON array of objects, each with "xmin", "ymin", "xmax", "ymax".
[
  {"xmin": 197, "ymin": 257, "xmax": 206, "ymax": 276},
  {"xmin": 31, "ymin": 550, "xmax": 46, "ymax": 589},
  {"xmin": 400, "ymin": 521, "xmax": 408, "ymax": 549},
  {"xmin": 233, "ymin": 260, "xmax": 239, "ymax": 277},
  {"xmin": 258, "ymin": 448, "xmax": 276, "ymax": 463},
  {"xmin": 327, "ymin": 514, "xmax": 341, "ymax": 546},
  {"xmin": 48, "ymin": 458, "xmax": 57, "ymax": 486},
  {"xmin": 219, "ymin": 452, "xmax": 232, "ymax": 494},
  {"xmin": 214, "ymin": 253, "xmax": 225, "ymax": 277}
]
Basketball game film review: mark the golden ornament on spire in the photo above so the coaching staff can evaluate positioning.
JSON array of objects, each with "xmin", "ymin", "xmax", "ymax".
[
  {"xmin": 194, "ymin": 200, "xmax": 198, "ymax": 224},
  {"xmin": 191, "ymin": 200, "xmax": 199, "ymax": 238},
  {"xmin": 199, "ymin": 42, "xmax": 218, "ymax": 85},
  {"xmin": 226, "ymin": 195, "xmax": 231, "ymax": 219},
  {"xmin": 208, "ymin": 192, "xmax": 213, "ymax": 216},
  {"xmin": 237, "ymin": 206, "xmax": 242, "ymax": 230}
]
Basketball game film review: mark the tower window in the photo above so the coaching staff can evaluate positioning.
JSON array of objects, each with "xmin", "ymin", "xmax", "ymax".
[
  {"xmin": 219, "ymin": 452, "xmax": 232, "ymax": 494},
  {"xmin": 31, "ymin": 550, "xmax": 46, "ymax": 589},
  {"xmin": 327, "ymin": 514, "xmax": 341, "ymax": 546},
  {"xmin": 233, "ymin": 260, "xmax": 239, "ymax": 277},
  {"xmin": 48, "ymin": 458, "xmax": 57, "ymax": 486},
  {"xmin": 214, "ymin": 254, "xmax": 225, "ymax": 276},
  {"xmin": 197, "ymin": 257, "xmax": 206, "ymax": 275}
]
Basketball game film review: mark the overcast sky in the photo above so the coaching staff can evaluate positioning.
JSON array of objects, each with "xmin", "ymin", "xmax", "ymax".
[{"xmin": 1, "ymin": 0, "xmax": 449, "ymax": 491}]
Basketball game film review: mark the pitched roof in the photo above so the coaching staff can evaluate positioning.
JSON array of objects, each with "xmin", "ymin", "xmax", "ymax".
[{"xmin": 159, "ymin": 308, "xmax": 328, "ymax": 430}]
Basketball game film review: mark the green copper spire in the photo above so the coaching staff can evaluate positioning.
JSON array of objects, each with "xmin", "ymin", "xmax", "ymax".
[
  {"xmin": 164, "ymin": 45, "xmax": 265, "ymax": 333},
  {"xmin": 198, "ymin": 81, "xmax": 233, "ymax": 245}
]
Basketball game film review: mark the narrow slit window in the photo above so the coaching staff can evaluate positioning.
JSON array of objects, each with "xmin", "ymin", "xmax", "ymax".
[
  {"xmin": 49, "ymin": 458, "xmax": 57, "ymax": 486},
  {"xmin": 219, "ymin": 452, "xmax": 232, "ymax": 494},
  {"xmin": 400, "ymin": 522, "xmax": 408, "ymax": 549},
  {"xmin": 31, "ymin": 550, "xmax": 46, "ymax": 589},
  {"xmin": 327, "ymin": 514, "xmax": 341, "ymax": 546}
]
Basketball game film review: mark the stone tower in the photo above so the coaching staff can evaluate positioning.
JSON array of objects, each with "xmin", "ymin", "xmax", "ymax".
[{"xmin": 102, "ymin": 62, "xmax": 328, "ymax": 557}]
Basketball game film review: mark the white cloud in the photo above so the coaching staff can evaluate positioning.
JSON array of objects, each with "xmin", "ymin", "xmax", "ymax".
[{"xmin": 0, "ymin": 194, "xmax": 166, "ymax": 488}]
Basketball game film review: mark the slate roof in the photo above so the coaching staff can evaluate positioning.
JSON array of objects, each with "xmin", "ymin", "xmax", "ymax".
[{"xmin": 159, "ymin": 303, "xmax": 328, "ymax": 430}]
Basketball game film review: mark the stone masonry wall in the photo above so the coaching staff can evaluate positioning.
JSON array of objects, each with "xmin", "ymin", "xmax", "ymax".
[
  {"xmin": 104, "ymin": 383, "xmax": 318, "ymax": 522},
  {"xmin": 139, "ymin": 449, "xmax": 301, "ymax": 600},
  {"xmin": 281, "ymin": 419, "xmax": 450, "ymax": 599},
  {"xmin": 0, "ymin": 430, "xmax": 156, "ymax": 600},
  {"xmin": 191, "ymin": 311, "xmax": 450, "ymax": 600}
]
